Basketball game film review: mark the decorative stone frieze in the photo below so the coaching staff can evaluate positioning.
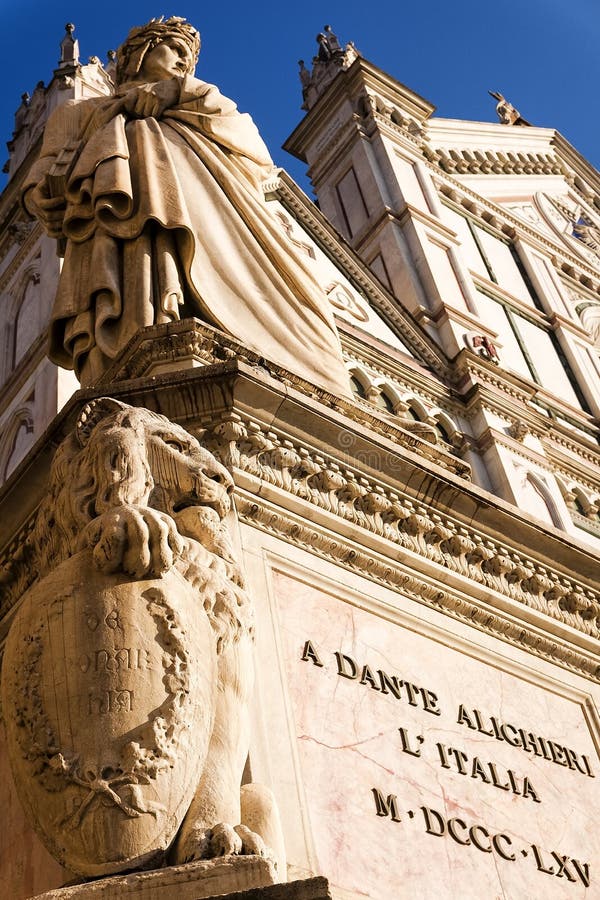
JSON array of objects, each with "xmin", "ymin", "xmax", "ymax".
[
  {"xmin": 356, "ymin": 91, "xmax": 427, "ymax": 149},
  {"xmin": 197, "ymin": 415, "xmax": 600, "ymax": 642},
  {"xmin": 2, "ymin": 393, "xmax": 597, "ymax": 659},
  {"xmin": 427, "ymin": 146, "xmax": 564, "ymax": 178},
  {"xmin": 97, "ymin": 320, "xmax": 466, "ymax": 479},
  {"xmin": 236, "ymin": 497, "xmax": 600, "ymax": 683}
]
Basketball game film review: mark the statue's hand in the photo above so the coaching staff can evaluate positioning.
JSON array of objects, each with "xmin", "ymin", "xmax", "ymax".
[
  {"xmin": 83, "ymin": 506, "xmax": 185, "ymax": 578},
  {"xmin": 23, "ymin": 185, "xmax": 65, "ymax": 238},
  {"xmin": 122, "ymin": 79, "xmax": 180, "ymax": 120}
]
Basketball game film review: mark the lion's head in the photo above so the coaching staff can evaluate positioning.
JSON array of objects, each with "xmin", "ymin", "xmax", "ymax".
[
  {"xmin": 32, "ymin": 398, "xmax": 237, "ymax": 583},
  {"xmin": 30, "ymin": 399, "xmax": 252, "ymax": 654}
]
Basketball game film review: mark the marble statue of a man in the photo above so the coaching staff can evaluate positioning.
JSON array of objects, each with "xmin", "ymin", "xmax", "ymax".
[{"xmin": 23, "ymin": 17, "xmax": 351, "ymax": 396}]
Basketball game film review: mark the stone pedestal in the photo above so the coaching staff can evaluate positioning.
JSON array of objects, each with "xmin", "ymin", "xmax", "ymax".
[{"xmin": 32, "ymin": 856, "xmax": 284, "ymax": 900}]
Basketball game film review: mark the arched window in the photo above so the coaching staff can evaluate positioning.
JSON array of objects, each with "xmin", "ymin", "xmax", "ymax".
[
  {"xmin": 373, "ymin": 390, "xmax": 395, "ymax": 413},
  {"xmin": 434, "ymin": 420, "xmax": 451, "ymax": 444},
  {"xmin": 350, "ymin": 375, "xmax": 367, "ymax": 399},
  {"xmin": 525, "ymin": 472, "xmax": 564, "ymax": 529},
  {"xmin": 1, "ymin": 413, "xmax": 34, "ymax": 482},
  {"xmin": 13, "ymin": 276, "xmax": 40, "ymax": 365}
]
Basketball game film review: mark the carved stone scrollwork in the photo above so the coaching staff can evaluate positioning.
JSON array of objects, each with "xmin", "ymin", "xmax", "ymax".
[{"xmin": 200, "ymin": 414, "xmax": 600, "ymax": 646}]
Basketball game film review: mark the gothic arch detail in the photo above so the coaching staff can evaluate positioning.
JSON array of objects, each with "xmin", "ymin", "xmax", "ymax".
[{"xmin": 0, "ymin": 407, "xmax": 35, "ymax": 482}]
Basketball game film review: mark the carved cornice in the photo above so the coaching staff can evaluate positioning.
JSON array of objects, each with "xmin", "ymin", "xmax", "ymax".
[
  {"xmin": 476, "ymin": 428, "xmax": 557, "ymax": 471},
  {"xmin": 98, "ymin": 320, "xmax": 468, "ymax": 480},
  {"xmin": 455, "ymin": 352, "xmax": 535, "ymax": 402},
  {"xmin": 3, "ymin": 404, "xmax": 598, "ymax": 656},
  {"xmin": 342, "ymin": 338, "xmax": 463, "ymax": 418},
  {"xmin": 365, "ymin": 107, "xmax": 427, "ymax": 152},
  {"xmin": 455, "ymin": 349, "xmax": 599, "ymax": 437},
  {"xmin": 1, "ymin": 365, "xmax": 598, "ymax": 678},
  {"xmin": 545, "ymin": 434, "xmax": 600, "ymax": 471},
  {"xmin": 551, "ymin": 464, "xmax": 600, "ymax": 501},
  {"xmin": 272, "ymin": 171, "xmax": 452, "ymax": 377},
  {"xmin": 427, "ymin": 145, "xmax": 564, "ymax": 179},
  {"xmin": 196, "ymin": 414, "xmax": 600, "ymax": 641},
  {"xmin": 235, "ymin": 494, "xmax": 600, "ymax": 683},
  {"xmin": 283, "ymin": 56, "xmax": 435, "ymax": 163}
]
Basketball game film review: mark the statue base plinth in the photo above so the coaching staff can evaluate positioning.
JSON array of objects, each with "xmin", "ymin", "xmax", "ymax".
[{"xmin": 30, "ymin": 856, "xmax": 326, "ymax": 900}]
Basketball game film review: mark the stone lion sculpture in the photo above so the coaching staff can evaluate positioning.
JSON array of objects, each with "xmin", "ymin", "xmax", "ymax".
[{"xmin": 1, "ymin": 398, "xmax": 282, "ymax": 879}]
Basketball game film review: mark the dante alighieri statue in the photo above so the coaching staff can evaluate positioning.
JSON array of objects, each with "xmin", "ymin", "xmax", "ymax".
[{"xmin": 23, "ymin": 17, "xmax": 351, "ymax": 396}]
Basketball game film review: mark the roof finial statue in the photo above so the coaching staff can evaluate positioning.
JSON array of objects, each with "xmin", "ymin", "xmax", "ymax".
[
  {"xmin": 298, "ymin": 59, "xmax": 311, "ymax": 100},
  {"xmin": 316, "ymin": 24, "xmax": 344, "ymax": 62},
  {"xmin": 323, "ymin": 25, "xmax": 342, "ymax": 56},
  {"xmin": 300, "ymin": 26, "xmax": 360, "ymax": 110},
  {"xmin": 105, "ymin": 48, "xmax": 117, "ymax": 81},
  {"xmin": 488, "ymin": 90, "xmax": 530, "ymax": 126},
  {"xmin": 59, "ymin": 23, "xmax": 79, "ymax": 67}
]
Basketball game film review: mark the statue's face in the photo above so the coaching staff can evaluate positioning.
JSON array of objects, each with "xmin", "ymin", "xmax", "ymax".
[{"xmin": 140, "ymin": 36, "xmax": 193, "ymax": 80}]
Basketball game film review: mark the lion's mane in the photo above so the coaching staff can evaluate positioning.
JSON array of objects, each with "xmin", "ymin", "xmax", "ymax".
[{"xmin": 30, "ymin": 400, "xmax": 252, "ymax": 652}]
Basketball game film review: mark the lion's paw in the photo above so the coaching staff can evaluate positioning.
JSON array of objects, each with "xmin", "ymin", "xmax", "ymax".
[
  {"xmin": 84, "ymin": 506, "xmax": 184, "ymax": 579},
  {"xmin": 208, "ymin": 822, "xmax": 268, "ymax": 858},
  {"xmin": 233, "ymin": 824, "xmax": 268, "ymax": 856},
  {"xmin": 209, "ymin": 822, "xmax": 243, "ymax": 856},
  {"xmin": 176, "ymin": 822, "xmax": 269, "ymax": 864}
]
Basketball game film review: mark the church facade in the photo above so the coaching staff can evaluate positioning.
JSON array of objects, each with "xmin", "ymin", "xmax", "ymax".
[{"xmin": 0, "ymin": 23, "xmax": 599, "ymax": 900}]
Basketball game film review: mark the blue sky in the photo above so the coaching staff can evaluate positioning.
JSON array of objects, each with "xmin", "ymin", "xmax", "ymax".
[{"xmin": 1, "ymin": 1, "xmax": 598, "ymax": 194}]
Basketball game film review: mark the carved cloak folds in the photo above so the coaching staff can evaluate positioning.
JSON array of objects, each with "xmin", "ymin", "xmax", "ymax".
[{"xmin": 24, "ymin": 75, "xmax": 351, "ymax": 395}]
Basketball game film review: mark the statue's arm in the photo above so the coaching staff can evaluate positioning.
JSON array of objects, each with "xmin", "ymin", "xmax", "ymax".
[
  {"xmin": 173, "ymin": 75, "xmax": 274, "ymax": 169},
  {"xmin": 120, "ymin": 78, "xmax": 181, "ymax": 120},
  {"xmin": 178, "ymin": 75, "xmax": 238, "ymax": 115},
  {"xmin": 22, "ymin": 100, "xmax": 87, "ymax": 236}
]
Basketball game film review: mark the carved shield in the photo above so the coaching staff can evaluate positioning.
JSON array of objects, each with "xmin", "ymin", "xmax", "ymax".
[{"xmin": 1, "ymin": 550, "xmax": 216, "ymax": 877}]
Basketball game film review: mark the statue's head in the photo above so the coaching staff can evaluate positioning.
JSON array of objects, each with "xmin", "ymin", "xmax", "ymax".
[{"xmin": 116, "ymin": 16, "xmax": 200, "ymax": 84}]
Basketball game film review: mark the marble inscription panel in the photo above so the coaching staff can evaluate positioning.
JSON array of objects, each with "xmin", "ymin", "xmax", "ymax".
[{"xmin": 273, "ymin": 570, "xmax": 599, "ymax": 899}]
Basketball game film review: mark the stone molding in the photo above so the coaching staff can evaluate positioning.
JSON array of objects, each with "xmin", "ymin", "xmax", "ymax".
[
  {"xmin": 96, "ymin": 320, "xmax": 467, "ymax": 480},
  {"xmin": 341, "ymin": 330, "xmax": 463, "ymax": 413},
  {"xmin": 546, "ymin": 447, "xmax": 600, "ymax": 496},
  {"xmin": 236, "ymin": 493, "xmax": 600, "ymax": 683},
  {"xmin": 196, "ymin": 415, "xmax": 600, "ymax": 645},
  {"xmin": 427, "ymin": 145, "xmax": 565, "ymax": 179},
  {"xmin": 344, "ymin": 351, "xmax": 465, "ymax": 424},
  {"xmin": 456, "ymin": 351, "xmax": 599, "ymax": 441},
  {"xmin": 363, "ymin": 103, "xmax": 427, "ymax": 152},
  {"xmin": 546, "ymin": 430, "xmax": 600, "ymax": 466},
  {"xmin": 270, "ymin": 172, "xmax": 451, "ymax": 376},
  {"xmin": 31, "ymin": 856, "xmax": 282, "ymax": 900}
]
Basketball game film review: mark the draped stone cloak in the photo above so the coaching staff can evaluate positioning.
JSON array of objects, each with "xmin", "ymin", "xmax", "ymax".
[{"xmin": 23, "ymin": 75, "xmax": 351, "ymax": 395}]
